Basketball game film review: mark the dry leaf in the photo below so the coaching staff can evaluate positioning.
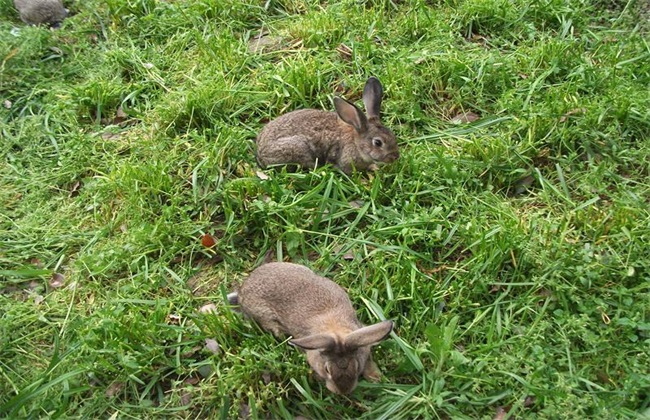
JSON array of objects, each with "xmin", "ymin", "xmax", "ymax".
[
  {"xmin": 248, "ymin": 34, "xmax": 283, "ymax": 54},
  {"xmin": 204, "ymin": 338, "xmax": 220, "ymax": 354},
  {"xmin": 493, "ymin": 406, "xmax": 509, "ymax": 420},
  {"xmin": 451, "ymin": 111, "xmax": 480, "ymax": 124},
  {"xmin": 256, "ymin": 170, "xmax": 270, "ymax": 180},
  {"xmin": 4, "ymin": 48, "xmax": 19, "ymax": 61},
  {"xmin": 50, "ymin": 273, "xmax": 65, "ymax": 288},
  {"xmin": 184, "ymin": 376, "xmax": 200, "ymax": 386},
  {"xmin": 105, "ymin": 382, "xmax": 124, "ymax": 398},
  {"xmin": 101, "ymin": 132, "xmax": 122, "ymax": 141},
  {"xmin": 180, "ymin": 389, "xmax": 192, "ymax": 406},
  {"xmin": 201, "ymin": 234, "xmax": 216, "ymax": 248},
  {"xmin": 181, "ymin": 345, "xmax": 203, "ymax": 358},
  {"xmin": 239, "ymin": 403, "xmax": 251, "ymax": 419},
  {"xmin": 70, "ymin": 181, "xmax": 82, "ymax": 197},
  {"xmin": 4, "ymin": 100, "xmax": 12, "ymax": 109},
  {"xmin": 116, "ymin": 106, "xmax": 127, "ymax": 119},
  {"xmin": 119, "ymin": 224, "xmax": 127, "ymax": 233},
  {"xmin": 559, "ymin": 108, "xmax": 586, "ymax": 122},
  {"xmin": 199, "ymin": 303, "xmax": 217, "ymax": 314},
  {"xmin": 337, "ymin": 43, "xmax": 353, "ymax": 61},
  {"xmin": 342, "ymin": 252, "xmax": 355, "ymax": 261},
  {"xmin": 262, "ymin": 371, "xmax": 272, "ymax": 384},
  {"xmin": 349, "ymin": 200, "xmax": 365, "ymax": 208}
]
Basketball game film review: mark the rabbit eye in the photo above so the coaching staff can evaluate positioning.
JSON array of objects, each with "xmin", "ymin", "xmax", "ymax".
[{"xmin": 372, "ymin": 138, "xmax": 383, "ymax": 147}]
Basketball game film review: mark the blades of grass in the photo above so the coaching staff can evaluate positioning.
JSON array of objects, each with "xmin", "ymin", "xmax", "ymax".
[{"xmin": 410, "ymin": 116, "xmax": 514, "ymax": 142}]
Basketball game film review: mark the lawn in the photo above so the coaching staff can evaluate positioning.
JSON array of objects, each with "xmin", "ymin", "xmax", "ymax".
[{"xmin": 1, "ymin": 0, "xmax": 649, "ymax": 418}]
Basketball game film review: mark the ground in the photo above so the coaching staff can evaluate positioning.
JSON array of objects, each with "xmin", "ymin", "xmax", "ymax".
[{"xmin": 0, "ymin": 0, "xmax": 649, "ymax": 418}]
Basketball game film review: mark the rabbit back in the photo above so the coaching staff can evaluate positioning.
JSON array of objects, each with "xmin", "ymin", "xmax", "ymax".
[
  {"xmin": 14, "ymin": 0, "xmax": 67, "ymax": 25},
  {"xmin": 237, "ymin": 262, "xmax": 360, "ymax": 338},
  {"xmin": 256, "ymin": 109, "xmax": 353, "ymax": 172}
]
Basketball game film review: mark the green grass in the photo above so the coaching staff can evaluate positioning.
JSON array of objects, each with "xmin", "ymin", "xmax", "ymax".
[{"xmin": 1, "ymin": 0, "xmax": 649, "ymax": 417}]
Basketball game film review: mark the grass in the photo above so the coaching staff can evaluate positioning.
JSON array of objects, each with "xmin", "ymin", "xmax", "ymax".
[{"xmin": 1, "ymin": 0, "xmax": 649, "ymax": 417}]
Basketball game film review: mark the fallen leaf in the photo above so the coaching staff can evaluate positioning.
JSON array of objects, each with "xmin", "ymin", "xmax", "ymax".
[
  {"xmin": 262, "ymin": 371, "xmax": 272, "ymax": 384},
  {"xmin": 119, "ymin": 224, "xmax": 127, "ymax": 233},
  {"xmin": 337, "ymin": 43, "xmax": 353, "ymax": 61},
  {"xmin": 167, "ymin": 314, "xmax": 181, "ymax": 325},
  {"xmin": 239, "ymin": 403, "xmax": 251, "ymax": 419},
  {"xmin": 523, "ymin": 395, "xmax": 535, "ymax": 407},
  {"xmin": 106, "ymin": 381, "xmax": 124, "ymax": 398},
  {"xmin": 513, "ymin": 175, "xmax": 535, "ymax": 196},
  {"xmin": 34, "ymin": 295, "xmax": 45, "ymax": 305},
  {"xmin": 248, "ymin": 33, "xmax": 283, "ymax": 54},
  {"xmin": 4, "ymin": 48, "xmax": 19, "ymax": 61},
  {"xmin": 559, "ymin": 108, "xmax": 586, "ymax": 123},
  {"xmin": 342, "ymin": 252, "xmax": 355, "ymax": 261},
  {"xmin": 70, "ymin": 180, "xmax": 82, "ymax": 197},
  {"xmin": 50, "ymin": 273, "xmax": 65, "ymax": 288},
  {"xmin": 4, "ymin": 100, "xmax": 12, "ymax": 109},
  {"xmin": 181, "ymin": 345, "xmax": 203, "ymax": 358},
  {"xmin": 180, "ymin": 389, "xmax": 192, "ymax": 406},
  {"xmin": 199, "ymin": 303, "xmax": 217, "ymax": 314},
  {"xmin": 493, "ymin": 406, "xmax": 509, "ymax": 420},
  {"xmin": 204, "ymin": 338, "xmax": 220, "ymax": 354},
  {"xmin": 201, "ymin": 234, "xmax": 216, "ymax": 248},
  {"xmin": 256, "ymin": 170, "xmax": 270, "ymax": 180},
  {"xmin": 101, "ymin": 132, "xmax": 122, "ymax": 141},
  {"xmin": 451, "ymin": 111, "xmax": 480, "ymax": 124},
  {"xmin": 349, "ymin": 200, "xmax": 365, "ymax": 208},
  {"xmin": 116, "ymin": 106, "xmax": 127, "ymax": 118},
  {"xmin": 184, "ymin": 376, "xmax": 200, "ymax": 386}
]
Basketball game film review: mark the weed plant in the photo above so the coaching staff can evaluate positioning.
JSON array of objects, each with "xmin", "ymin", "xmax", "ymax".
[{"xmin": 1, "ymin": 0, "xmax": 649, "ymax": 417}]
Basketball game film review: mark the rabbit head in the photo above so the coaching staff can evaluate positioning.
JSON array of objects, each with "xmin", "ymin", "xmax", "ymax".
[
  {"xmin": 291, "ymin": 320, "xmax": 393, "ymax": 394},
  {"xmin": 334, "ymin": 77, "xmax": 399, "ymax": 167}
]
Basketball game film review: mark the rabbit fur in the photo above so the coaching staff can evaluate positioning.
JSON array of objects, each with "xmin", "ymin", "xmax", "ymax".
[
  {"xmin": 14, "ymin": 0, "xmax": 67, "ymax": 26},
  {"xmin": 229, "ymin": 262, "xmax": 393, "ymax": 395},
  {"xmin": 256, "ymin": 77, "xmax": 399, "ymax": 175}
]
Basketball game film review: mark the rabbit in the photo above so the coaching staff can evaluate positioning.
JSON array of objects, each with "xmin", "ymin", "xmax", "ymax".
[
  {"xmin": 228, "ymin": 262, "xmax": 393, "ymax": 395},
  {"xmin": 256, "ymin": 77, "xmax": 399, "ymax": 175},
  {"xmin": 14, "ymin": 0, "xmax": 68, "ymax": 27}
]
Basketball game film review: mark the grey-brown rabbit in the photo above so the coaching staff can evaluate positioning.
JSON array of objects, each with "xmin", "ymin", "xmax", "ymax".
[
  {"xmin": 228, "ymin": 262, "xmax": 393, "ymax": 395},
  {"xmin": 14, "ymin": 0, "xmax": 67, "ymax": 26},
  {"xmin": 256, "ymin": 77, "xmax": 399, "ymax": 175}
]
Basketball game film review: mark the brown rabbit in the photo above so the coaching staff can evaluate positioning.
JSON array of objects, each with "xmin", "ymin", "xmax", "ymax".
[
  {"xmin": 256, "ymin": 77, "xmax": 399, "ymax": 175},
  {"xmin": 14, "ymin": 0, "xmax": 67, "ymax": 26},
  {"xmin": 228, "ymin": 262, "xmax": 393, "ymax": 395}
]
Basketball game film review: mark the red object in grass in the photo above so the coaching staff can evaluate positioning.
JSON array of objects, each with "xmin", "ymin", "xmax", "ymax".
[{"xmin": 201, "ymin": 234, "xmax": 216, "ymax": 248}]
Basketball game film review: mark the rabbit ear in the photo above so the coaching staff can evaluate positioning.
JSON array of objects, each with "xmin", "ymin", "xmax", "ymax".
[
  {"xmin": 290, "ymin": 333, "xmax": 338, "ymax": 350},
  {"xmin": 334, "ymin": 97, "xmax": 368, "ymax": 133},
  {"xmin": 344, "ymin": 320, "xmax": 393, "ymax": 349},
  {"xmin": 362, "ymin": 77, "xmax": 383, "ymax": 119}
]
